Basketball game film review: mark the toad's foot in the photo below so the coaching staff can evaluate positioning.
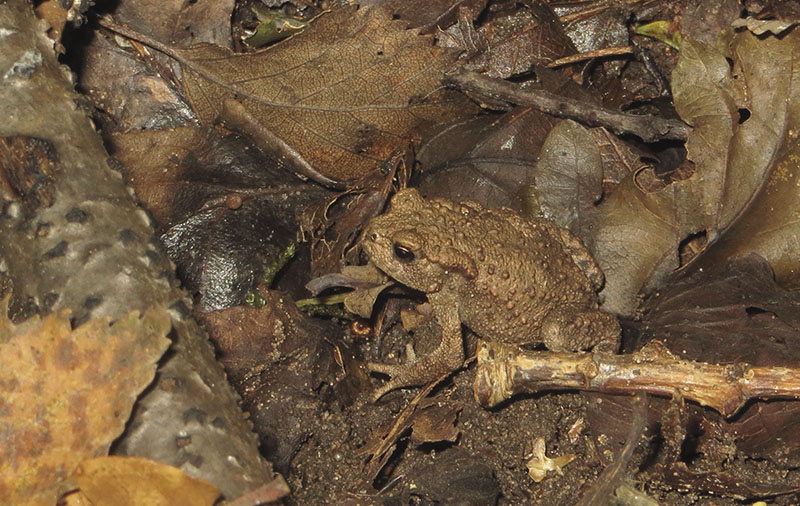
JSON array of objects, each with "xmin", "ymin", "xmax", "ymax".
[{"xmin": 367, "ymin": 342, "xmax": 463, "ymax": 401}]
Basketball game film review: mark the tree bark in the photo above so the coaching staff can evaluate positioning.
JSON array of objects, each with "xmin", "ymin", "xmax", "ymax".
[{"xmin": 0, "ymin": 2, "xmax": 276, "ymax": 499}]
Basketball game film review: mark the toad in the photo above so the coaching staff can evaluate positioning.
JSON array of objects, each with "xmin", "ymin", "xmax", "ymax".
[{"xmin": 362, "ymin": 188, "xmax": 619, "ymax": 399}]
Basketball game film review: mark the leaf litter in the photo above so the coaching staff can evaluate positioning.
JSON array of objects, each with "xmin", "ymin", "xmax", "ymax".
[
  {"xmin": 43, "ymin": 0, "xmax": 800, "ymax": 504},
  {"xmin": 101, "ymin": 5, "xmax": 478, "ymax": 183}
]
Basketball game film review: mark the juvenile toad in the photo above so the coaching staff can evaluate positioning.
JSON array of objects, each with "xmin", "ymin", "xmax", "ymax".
[{"xmin": 363, "ymin": 188, "xmax": 619, "ymax": 399}]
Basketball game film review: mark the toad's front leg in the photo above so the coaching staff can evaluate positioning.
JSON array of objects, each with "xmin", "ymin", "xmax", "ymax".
[{"xmin": 367, "ymin": 293, "xmax": 464, "ymax": 400}]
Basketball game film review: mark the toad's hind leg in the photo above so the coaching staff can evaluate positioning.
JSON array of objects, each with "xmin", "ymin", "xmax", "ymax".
[
  {"xmin": 540, "ymin": 304, "xmax": 620, "ymax": 353},
  {"xmin": 367, "ymin": 293, "xmax": 465, "ymax": 400}
]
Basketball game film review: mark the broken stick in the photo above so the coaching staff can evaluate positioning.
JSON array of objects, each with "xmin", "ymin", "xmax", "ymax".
[{"xmin": 474, "ymin": 340, "xmax": 800, "ymax": 417}]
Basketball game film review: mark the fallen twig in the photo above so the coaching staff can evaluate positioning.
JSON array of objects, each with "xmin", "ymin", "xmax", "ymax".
[
  {"xmin": 445, "ymin": 69, "xmax": 691, "ymax": 142},
  {"xmin": 474, "ymin": 340, "xmax": 800, "ymax": 417},
  {"xmin": 546, "ymin": 46, "xmax": 635, "ymax": 68}
]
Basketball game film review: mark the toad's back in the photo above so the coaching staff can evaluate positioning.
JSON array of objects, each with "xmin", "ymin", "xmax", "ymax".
[{"xmin": 413, "ymin": 199, "xmax": 599, "ymax": 346}]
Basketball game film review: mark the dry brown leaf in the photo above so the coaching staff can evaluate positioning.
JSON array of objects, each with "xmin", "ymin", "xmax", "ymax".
[
  {"xmin": 164, "ymin": 5, "xmax": 476, "ymax": 182},
  {"xmin": 409, "ymin": 398, "xmax": 461, "ymax": 445},
  {"xmin": 473, "ymin": 2, "xmax": 576, "ymax": 78},
  {"xmin": 113, "ymin": 0, "xmax": 234, "ymax": 49},
  {"xmin": 588, "ymin": 29, "xmax": 800, "ymax": 315},
  {"xmin": 0, "ymin": 302, "xmax": 171, "ymax": 506},
  {"xmin": 71, "ymin": 456, "xmax": 220, "ymax": 506}
]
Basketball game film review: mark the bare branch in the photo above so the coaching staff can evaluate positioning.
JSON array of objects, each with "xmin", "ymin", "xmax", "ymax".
[
  {"xmin": 446, "ymin": 69, "xmax": 691, "ymax": 142},
  {"xmin": 474, "ymin": 340, "xmax": 800, "ymax": 417}
]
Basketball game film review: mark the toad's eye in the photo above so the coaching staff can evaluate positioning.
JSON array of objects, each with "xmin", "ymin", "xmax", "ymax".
[{"xmin": 393, "ymin": 243, "xmax": 415, "ymax": 261}]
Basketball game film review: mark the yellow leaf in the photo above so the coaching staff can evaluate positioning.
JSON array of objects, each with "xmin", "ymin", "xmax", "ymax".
[
  {"xmin": 73, "ymin": 456, "xmax": 219, "ymax": 506},
  {"xmin": 0, "ymin": 301, "xmax": 171, "ymax": 506}
]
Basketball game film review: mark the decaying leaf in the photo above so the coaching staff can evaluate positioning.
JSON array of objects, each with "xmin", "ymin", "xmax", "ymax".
[
  {"xmin": 301, "ymin": 149, "xmax": 406, "ymax": 276},
  {"xmin": 200, "ymin": 289, "xmax": 341, "ymax": 472},
  {"xmin": 72, "ymin": 456, "xmax": 220, "ymax": 506},
  {"xmin": 80, "ymin": 29, "xmax": 194, "ymax": 133},
  {"xmin": 471, "ymin": 1, "xmax": 577, "ymax": 78},
  {"xmin": 108, "ymin": 126, "xmax": 294, "ymax": 229},
  {"xmin": 113, "ymin": 5, "xmax": 478, "ymax": 182},
  {"xmin": 585, "ymin": 256, "xmax": 800, "ymax": 497},
  {"xmin": 532, "ymin": 120, "xmax": 604, "ymax": 231},
  {"xmin": 415, "ymin": 66, "xmax": 621, "ymax": 213},
  {"xmin": 590, "ymin": 28, "xmax": 800, "ymax": 315},
  {"xmin": 344, "ymin": 280, "xmax": 394, "ymax": 319},
  {"xmin": 415, "ymin": 110, "xmax": 553, "ymax": 209},
  {"xmin": 112, "ymin": 0, "xmax": 235, "ymax": 49},
  {"xmin": 409, "ymin": 398, "xmax": 462, "ymax": 446},
  {"xmin": 732, "ymin": 17, "xmax": 800, "ymax": 36},
  {"xmin": 362, "ymin": 0, "xmax": 487, "ymax": 33},
  {"xmin": 640, "ymin": 255, "xmax": 800, "ymax": 467},
  {"xmin": 311, "ymin": 263, "xmax": 391, "ymax": 318},
  {"xmin": 688, "ymin": 37, "xmax": 800, "ymax": 287},
  {"xmin": 80, "ymin": 0, "xmax": 235, "ymax": 133},
  {"xmin": 0, "ymin": 302, "xmax": 171, "ymax": 506}
]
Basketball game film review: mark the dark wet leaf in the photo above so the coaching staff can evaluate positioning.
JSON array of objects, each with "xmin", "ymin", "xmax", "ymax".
[
  {"xmin": 415, "ymin": 110, "xmax": 552, "ymax": 209},
  {"xmin": 200, "ymin": 290, "xmax": 339, "ymax": 474},
  {"xmin": 80, "ymin": 31, "xmax": 194, "ymax": 133},
  {"xmin": 404, "ymin": 448, "xmax": 500, "ymax": 504},
  {"xmin": 109, "ymin": 127, "xmax": 329, "ymax": 310},
  {"xmin": 200, "ymin": 290, "xmax": 332, "ymax": 384},
  {"xmin": 469, "ymin": 2, "xmax": 576, "ymax": 78},
  {"xmin": 416, "ymin": 66, "xmax": 611, "ymax": 212},
  {"xmin": 79, "ymin": 0, "xmax": 234, "ymax": 132},
  {"xmin": 637, "ymin": 255, "xmax": 800, "ymax": 467},
  {"xmin": 636, "ymin": 255, "xmax": 800, "ymax": 363},
  {"xmin": 728, "ymin": 402, "xmax": 800, "ymax": 466},
  {"xmin": 651, "ymin": 396, "xmax": 800, "ymax": 498},
  {"xmin": 587, "ymin": 256, "xmax": 800, "ymax": 496},
  {"xmin": 112, "ymin": 0, "xmax": 234, "ymax": 49},
  {"xmin": 361, "ymin": 0, "xmax": 488, "ymax": 33}
]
